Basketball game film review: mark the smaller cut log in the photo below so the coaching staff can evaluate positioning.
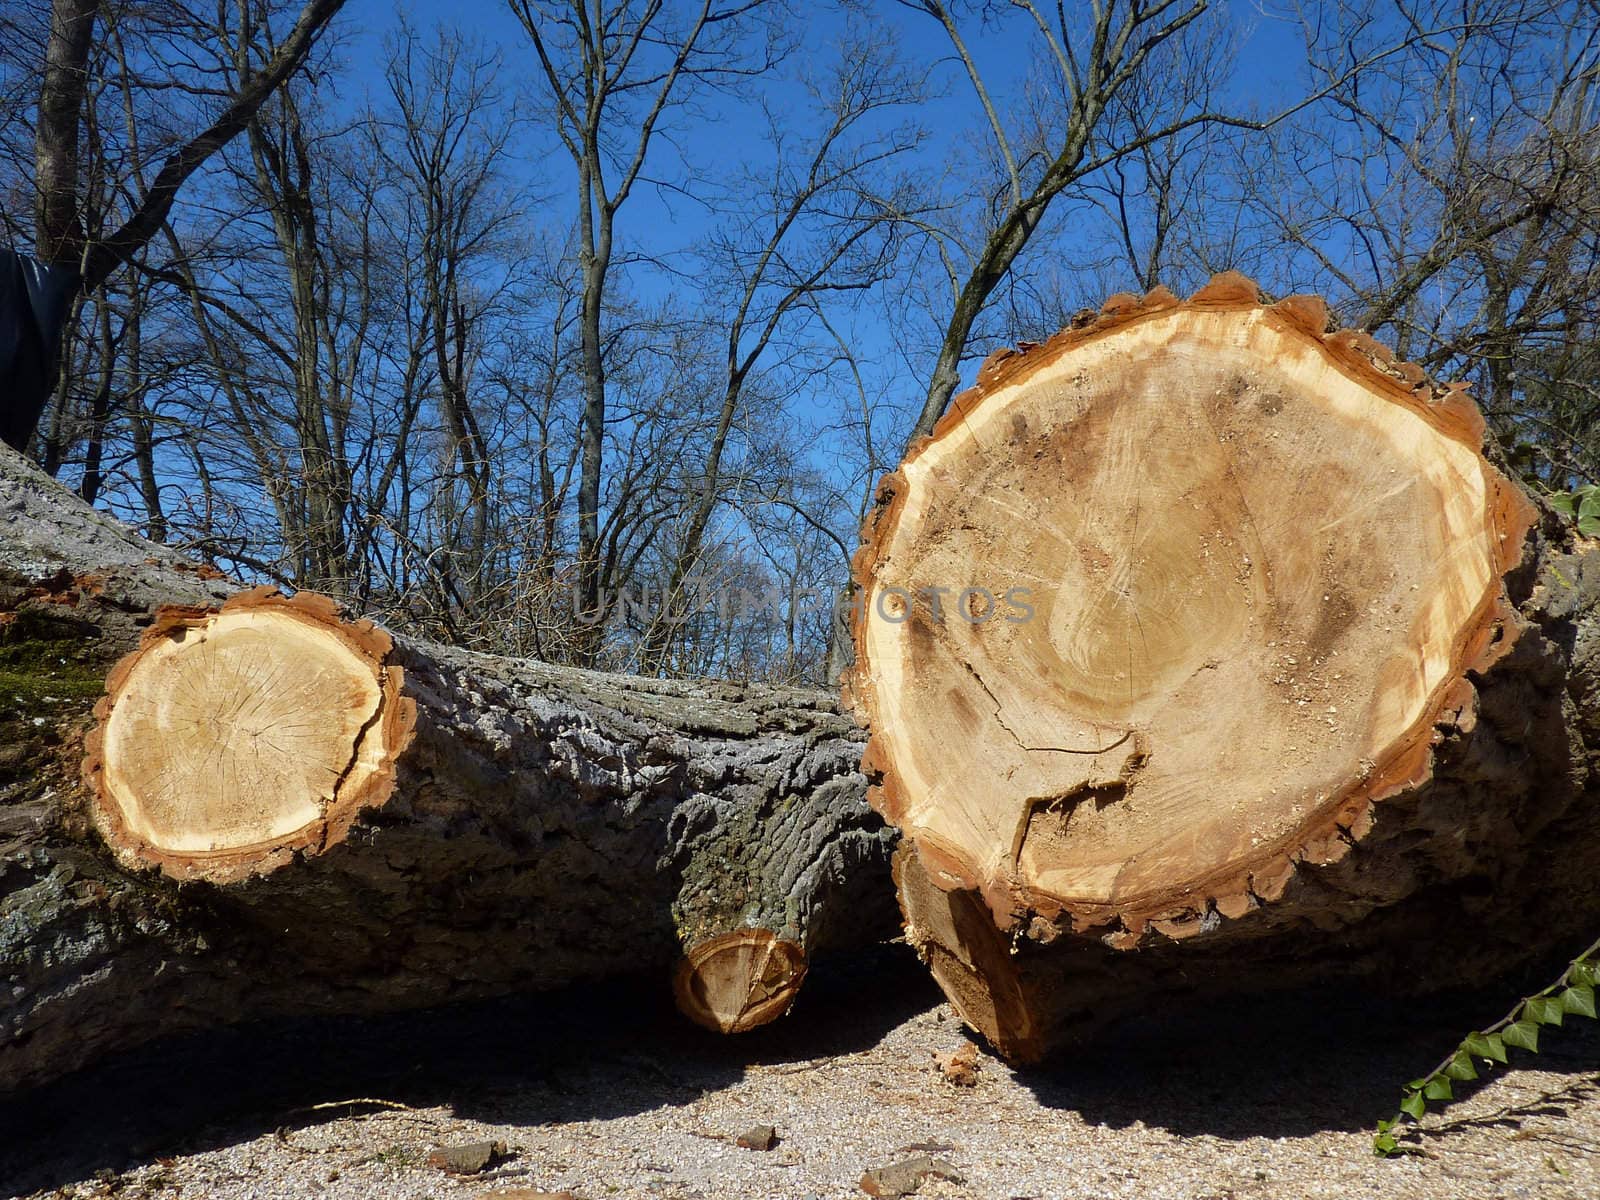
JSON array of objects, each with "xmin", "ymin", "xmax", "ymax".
[
  {"xmin": 84, "ymin": 588, "xmax": 413, "ymax": 882},
  {"xmin": 673, "ymin": 929, "xmax": 808, "ymax": 1033},
  {"xmin": 0, "ymin": 440, "xmax": 899, "ymax": 1092}
]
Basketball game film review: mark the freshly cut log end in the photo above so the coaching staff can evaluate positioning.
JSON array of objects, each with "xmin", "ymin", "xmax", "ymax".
[
  {"xmin": 849, "ymin": 274, "xmax": 1533, "ymax": 925},
  {"xmin": 672, "ymin": 929, "xmax": 808, "ymax": 1034},
  {"xmin": 847, "ymin": 273, "xmax": 1544, "ymax": 1054},
  {"xmin": 82, "ymin": 586, "xmax": 416, "ymax": 882}
]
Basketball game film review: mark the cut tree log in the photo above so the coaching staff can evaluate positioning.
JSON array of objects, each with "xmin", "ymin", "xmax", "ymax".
[
  {"xmin": 846, "ymin": 273, "xmax": 1600, "ymax": 1062},
  {"xmin": 0, "ymin": 442, "xmax": 896, "ymax": 1094},
  {"xmin": 83, "ymin": 588, "xmax": 414, "ymax": 884},
  {"xmin": 672, "ymin": 928, "xmax": 808, "ymax": 1034}
]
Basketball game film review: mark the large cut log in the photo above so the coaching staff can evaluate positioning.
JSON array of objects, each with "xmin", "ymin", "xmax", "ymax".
[
  {"xmin": 846, "ymin": 274, "xmax": 1600, "ymax": 1062},
  {"xmin": 0, "ymin": 442, "xmax": 896, "ymax": 1093}
]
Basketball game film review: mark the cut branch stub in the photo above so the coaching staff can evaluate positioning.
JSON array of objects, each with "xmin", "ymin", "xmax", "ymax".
[
  {"xmin": 847, "ymin": 274, "xmax": 1535, "ymax": 988},
  {"xmin": 83, "ymin": 587, "xmax": 415, "ymax": 882},
  {"xmin": 673, "ymin": 929, "xmax": 808, "ymax": 1034}
]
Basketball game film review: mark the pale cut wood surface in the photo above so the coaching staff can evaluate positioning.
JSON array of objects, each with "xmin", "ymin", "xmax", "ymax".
[
  {"xmin": 850, "ymin": 275, "xmax": 1531, "ymax": 930},
  {"xmin": 89, "ymin": 591, "xmax": 412, "ymax": 879},
  {"xmin": 673, "ymin": 929, "xmax": 808, "ymax": 1034},
  {"xmin": 847, "ymin": 275, "xmax": 1600, "ymax": 1061}
]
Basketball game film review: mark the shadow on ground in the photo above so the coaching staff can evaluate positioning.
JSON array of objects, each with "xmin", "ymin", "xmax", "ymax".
[
  {"xmin": 0, "ymin": 942, "xmax": 940, "ymax": 1196},
  {"xmin": 1015, "ymin": 979, "xmax": 1600, "ymax": 1142},
  {"xmin": 7, "ymin": 943, "xmax": 1600, "ymax": 1195}
]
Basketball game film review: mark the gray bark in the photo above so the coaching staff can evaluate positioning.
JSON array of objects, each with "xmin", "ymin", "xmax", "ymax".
[{"xmin": 0, "ymin": 442, "xmax": 896, "ymax": 1094}]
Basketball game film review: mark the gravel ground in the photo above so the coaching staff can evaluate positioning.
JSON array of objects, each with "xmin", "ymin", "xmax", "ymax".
[{"xmin": 5, "ymin": 947, "xmax": 1599, "ymax": 1200}]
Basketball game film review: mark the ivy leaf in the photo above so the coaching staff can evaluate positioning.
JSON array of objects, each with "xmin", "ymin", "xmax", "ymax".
[
  {"xmin": 1423, "ymin": 1075, "xmax": 1454, "ymax": 1102},
  {"xmin": 1400, "ymin": 1091, "xmax": 1427, "ymax": 1119},
  {"xmin": 1444, "ymin": 1052, "xmax": 1479, "ymax": 1081},
  {"xmin": 1526, "ymin": 996, "xmax": 1566, "ymax": 1026},
  {"xmin": 1464, "ymin": 1032, "xmax": 1507, "ymax": 1063},
  {"xmin": 1572, "ymin": 961, "xmax": 1600, "ymax": 988},
  {"xmin": 1503, "ymin": 1020, "xmax": 1541, "ymax": 1052},
  {"xmin": 1579, "ymin": 487, "xmax": 1600, "ymax": 519},
  {"xmin": 1560, "ymin": 985, "xmax": 1596, "ymax": 1018},
  {"xmin": 1549, "ymin": 491, "xmax": 1576, "ymax": 516},
  {"xmin": 1374, "ymin": 1131, "xmax": 1399, "ymax": 1156},
  {"xmin": 1580, "ymin": 515, "xmax": 1600, "ymax": 538}
]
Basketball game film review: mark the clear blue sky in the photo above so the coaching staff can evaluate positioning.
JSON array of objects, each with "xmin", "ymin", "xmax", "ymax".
[{"xmin": 313, "ymin": 1, "xmax": 1321, "ymax": 475}]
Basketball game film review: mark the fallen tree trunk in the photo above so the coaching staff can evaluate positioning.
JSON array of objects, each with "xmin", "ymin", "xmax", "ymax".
[
  {"xmin": 846, "ymin": 273, "xmax": 1600, "ymax": 1062},
  {"xmin": 0, "ymin": 443, "xmax": 896, "ymax": 1093}
]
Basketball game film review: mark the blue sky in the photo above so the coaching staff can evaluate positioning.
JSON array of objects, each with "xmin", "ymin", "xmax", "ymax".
[
  {"xmin": 325, "ymin": 0, "xmax": 1315, "ymax": 282},
  {"xmin": 297, "ymin": 1, "xmax": 1329, "ymax": 505}
]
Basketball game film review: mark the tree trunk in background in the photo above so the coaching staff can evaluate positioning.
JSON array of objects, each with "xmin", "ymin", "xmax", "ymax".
[
  {"xmin": 848, "ymin": 274, "xmax": 1600, "ymax": 1062},
  {"xmin": 0, "ymin": 442, "xmax": 896, "ymax": 1094},
  {"xmin": 8, "ymin": 0, "xmax": 348, "ymax": 455}
]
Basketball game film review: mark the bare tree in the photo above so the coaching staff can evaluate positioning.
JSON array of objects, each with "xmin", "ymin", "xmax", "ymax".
[
  {"xmin": 893, "ymin": 0, "xmax": 1480, "ymax": 444},
  {"xmin": 4, "ymin": 0, "xmax": 347, "ymax": 452},
  {"xmin": 896, "ymin": 0, "xmax": 1213, "ymax": 444},
  {"xmin": 373, "ymin": 22, "xmax": 525, "ymax": 621},
  {"xmin": 1242, "ymin": 0, "xmax": 1600, "ymax": 483},
  {"xmin": 636, "ymin": 20, "xmax": 924, "ymax": 672},
  {"xmin": 983, "ymin": 14, "xmax": 1248, "ymax": 342},
  {"xmin": 508, "ymin": 0, "xmax": 785, "ymax": 659}
]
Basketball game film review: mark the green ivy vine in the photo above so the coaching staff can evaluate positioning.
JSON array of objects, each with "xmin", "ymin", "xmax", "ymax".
[
  {"xmin": 1544, "ymin": 483, "xmax": 1600, "ymax": 537},
  {"xmin": 1374, "ymin": 935, "xmax": 1600, "ymax": 1156}
]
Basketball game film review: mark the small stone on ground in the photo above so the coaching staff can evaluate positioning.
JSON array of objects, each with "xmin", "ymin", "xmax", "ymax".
[
  {"xmin": 859, "ymin": 1153, "xmax": 964, "ymax": 1196},
  {"xmin": 427, "ymin": 1139, "xmax": 509, "ymax": 1175},
  {"xmin": 736, "ymin": 1124, "xmax": 778, "ymax": 1150}
]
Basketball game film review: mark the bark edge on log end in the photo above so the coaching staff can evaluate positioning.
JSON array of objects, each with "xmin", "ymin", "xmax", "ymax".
[
  {"xmin": 82, "ymin": 587, "xmax": 417, "ymax": 883},
  {"xmin": 673, "ymin": 929, "xmax": 808, "ymax": 1034},
  {"xmin": 846, "ymin": 271, "xmax": 1539, "ymax": 943}
]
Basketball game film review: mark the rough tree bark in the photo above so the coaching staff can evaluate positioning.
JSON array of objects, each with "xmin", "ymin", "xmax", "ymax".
[
  {"xmin": 0, "ymin": 443, "xmax": 896, "ymax": 1094},
  {"xmin": 846, "ymin": 273, "xmax": 1600, "ymax": 1062}
]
